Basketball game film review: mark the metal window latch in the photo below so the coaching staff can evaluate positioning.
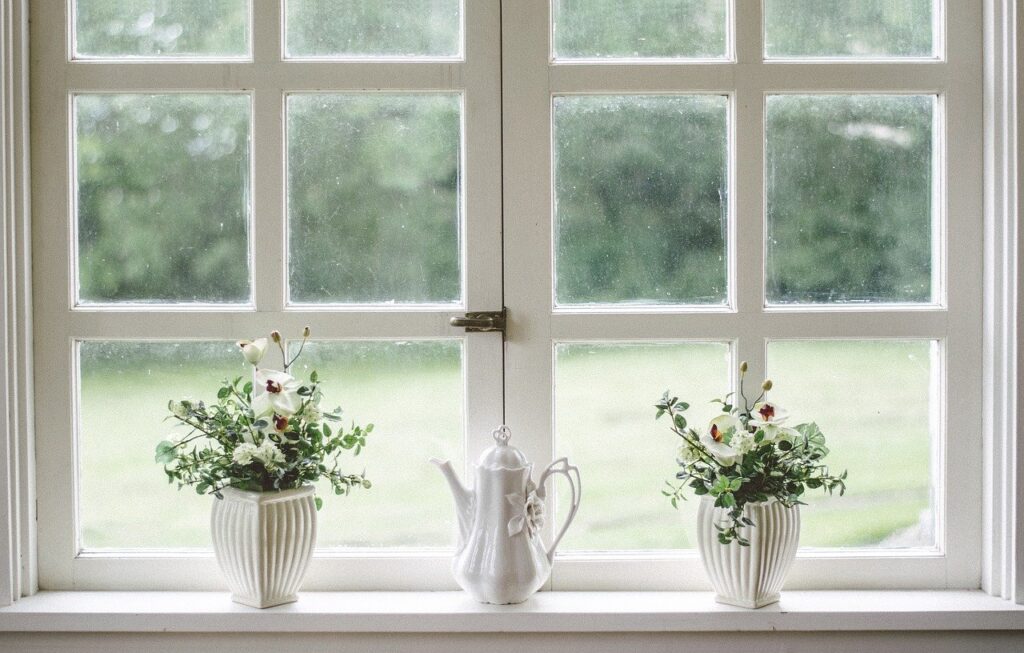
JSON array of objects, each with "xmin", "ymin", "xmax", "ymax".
[{"xmin": 450, "ymin": 307, "xmax": 507, "ymax": 337}]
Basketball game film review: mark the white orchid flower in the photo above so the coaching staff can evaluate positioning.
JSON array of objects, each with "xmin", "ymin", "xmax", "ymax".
[
  {"xmin": 708, "ymin": 414, "xmax": 742, "ymax": 443},
  {"xmin": 252, "ymin": 369, "xmax": 302, "ymax": 417},
  {"xmin": 762, "ymin": 424, "xmax": 801, "ymax": 445},
  {"xmin": 700, "ymin": 432, "xmax": 740, "ymax": 467},
  {"xmin": 236, "ymin": 337, "xmax": 268, "ymax": 366},
  {"xmin": 749, "ymin": 401, "xmax": 789, "ymax": 429}
]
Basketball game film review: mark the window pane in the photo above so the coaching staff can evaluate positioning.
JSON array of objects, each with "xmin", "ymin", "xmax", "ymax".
[
  {"xmin": 74, "ymin": 0, "xmax": 250, "ymax": 58},
  {"xmin": 78, "ymin": 339, "xmax": 464, "ymax": 550},
  {"xmin": 75, "ymin": 94, "xmax": 251, "ymax": 304},
  {"xmin": 766, "ymin": 95, "xmax": 934, "ymax": 305},
  {"xmin": 289, "ymin": 340, "xmax": 464, "ymax": 547},
  {"xmin": 287, "ymin": 94, "xmax": 461, "ymax": 305},
  {"xmin": 767, "ymin": 340, "xmax": 937, "ymax": 548},
  {"xmin": 285, "ymin": 0, "xmax": 462, "ymax": 58},
  {"xmin": 552, "ymin": 0, "xmax": 728, "ymax": 60},
  {"xmin": 764, "ymin": 0, "xmax": 935, "ymax": 59},
  {"xmin": 79, "ymin": 341, "xmax": 249, "ymax": 549},
  {"xmin": 554, "ymin": 342, "xmax": 731, "ymax": 550},
  {"xmin": 554, "ymin": 95, "xmax": 728, "ymax": 306}
]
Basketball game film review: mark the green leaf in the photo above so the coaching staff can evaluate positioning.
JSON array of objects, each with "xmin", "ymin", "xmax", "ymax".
[
  {"xmin": 155, "ymin": 440, "xmax": 177, "ymax": 464},
  {"xmin": 310, "ymin": 370, "xmax": 319, "ymax": 383},
  {"xmin": 314, "ymin": 496, "xmax": 323, "ymax": 511}
]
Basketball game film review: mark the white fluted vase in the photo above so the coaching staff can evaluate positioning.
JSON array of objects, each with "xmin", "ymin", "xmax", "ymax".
[
  {"xmin": 211, "ymin": 485, "xmax": 317, "ymax": 608},
  {"xmin": 696, "ymin": 496, "xmax": 800, "ymax": 609}
]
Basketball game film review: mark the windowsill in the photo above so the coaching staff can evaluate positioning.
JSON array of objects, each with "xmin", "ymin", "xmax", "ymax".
[{"xmin": 1, "ymin": 591, "xmax": 1022, "ymax": 633}]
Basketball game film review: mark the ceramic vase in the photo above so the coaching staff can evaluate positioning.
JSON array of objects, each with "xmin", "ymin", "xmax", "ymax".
[
  {"xmin": 210, "ymin": 485, "xmax": 317, "ymax": 608},
  {"xmin": 696, "ymin": 496, "xmax": 800, "ymax": 608}
]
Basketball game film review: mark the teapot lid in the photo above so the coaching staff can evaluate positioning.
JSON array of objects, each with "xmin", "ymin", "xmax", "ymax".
[{"xmin": 477, "ymin": 426, "xmax": 530, "ymax": 470}]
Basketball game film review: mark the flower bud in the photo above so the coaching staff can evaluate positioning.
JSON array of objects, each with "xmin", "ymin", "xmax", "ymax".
[
  {"xmin": 270, "ymin": 330, "xmax": 282, "ymax": 343},
  {"xmin": 761, "ymin": 379, "xmax": 773, "ymax": 391},
  {"xmin": 302, "ymin": 325, "xmax": 311, "ymax": 338},
  {"xmin": 739, "ymin": 361, "xmax": 748, "ymax": 374},
  {"xmin": 236, "ymin": 338, "xmax": 267, "ymax": 365}
]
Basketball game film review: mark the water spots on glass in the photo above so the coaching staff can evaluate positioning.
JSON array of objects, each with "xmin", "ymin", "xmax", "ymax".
[
  {"xmin": 765, "ymin": 94, "xmax": 934, "ymax": 304},
  {"xmin": 75, "ymin": 94, "xmax": 251, "ymax": 303},
  {"xmin": 553, "ymin": 94, "xmax": 728, "ymax": 306},
  {"xmin": 75, "ymin": 0, "xmax": 249, "ymax": 58}
]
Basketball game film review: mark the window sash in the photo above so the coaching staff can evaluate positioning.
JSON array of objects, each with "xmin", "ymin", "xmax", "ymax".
[
  {"xmin": 31, "ymin": 0, "xmax": 504, "ymax": 589},
  {"xmin": 502, "ymin": 0, "xmax": 981, "ymax": 590}
]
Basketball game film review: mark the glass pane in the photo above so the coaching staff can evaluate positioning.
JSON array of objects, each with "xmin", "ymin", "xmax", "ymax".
[
  {"xmin": 554, "ymin": 342, "xmax": 731, "ymax": 550},
  {"xmin": 78, "ymin": 339, "xmax": 463, "ymax": 549},
  {"xmin": 552, "ymin": 0, "xmax": 728, "ymax": 60},
  {"xmin": 765, "ymin": 0, "xmax": 935, "ymax": 59},
  {"xmin": 286, "ymin": 0, "xmax": 462, "ymax": 58},
  {"xmin": 554, "ymin": 95, "xmax": 728, "ymax": 306},
  {"xmin": 766, "ymin": 95, "xmax": 934, "ymax": 305},
  {"xmin": 74, "ymin": 0, "xmax": 250, "ymax": 58},
  {"xmin": 289, "ymin": 340, "xmax": 464, "ymax": 547},
  {"xmin": 75, "ymin": 94, "xmax": 251, "ymax": 304},
  {"xmin": 767, "ymin": 340, "xmax": 937, "ymax": 548},
  {"xmin": 288, "ymin": 94, "xmax": 461, "ymax": 304},
  {"xmin": 79, "ymin": 341, "xmax": 249, "ymax": 549}
]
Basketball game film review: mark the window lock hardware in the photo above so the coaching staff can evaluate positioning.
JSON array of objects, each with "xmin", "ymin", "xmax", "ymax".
[{"xmin": 450, "ymin": 307, "xmax": 507, "ymax": 337}]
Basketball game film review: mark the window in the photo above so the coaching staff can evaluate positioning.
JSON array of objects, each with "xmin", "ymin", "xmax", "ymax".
[{"xmin": 30, "ymin": 0, "xmax": 982, "ymax": 591}]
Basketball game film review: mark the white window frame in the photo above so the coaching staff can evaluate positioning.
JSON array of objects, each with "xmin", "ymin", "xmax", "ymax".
[
  {"xmin": 0, "ymin": 0, "xmax": 1021, "ymax": 601},
  {"xmin": 27, "ymin": 0, "xmax": 505, "ymax": 591},
  {"xmin": 503, "ymin": 0, "xmax": 982, "ymax": 590}
]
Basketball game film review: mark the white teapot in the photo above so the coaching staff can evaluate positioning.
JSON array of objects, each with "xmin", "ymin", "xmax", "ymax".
[{"xmin": 431, "ymin": 426, "xmax": 581, "ymax": 604}]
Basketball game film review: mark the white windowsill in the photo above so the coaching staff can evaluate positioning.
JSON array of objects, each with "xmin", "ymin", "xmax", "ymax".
[{"xmin": 1, "ymin": 591, "xmax": 1022, "ymax": 633}]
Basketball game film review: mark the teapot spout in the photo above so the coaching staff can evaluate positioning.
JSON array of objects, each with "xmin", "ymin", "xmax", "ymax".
[{"xmin": 430, "ymin": 458, "xmax": 474, "ymax": 545}]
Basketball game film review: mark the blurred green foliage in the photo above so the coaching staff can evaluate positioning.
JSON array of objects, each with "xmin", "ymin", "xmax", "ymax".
[
  {"xmin": 75, "ymin": 0, "xmax": 249, "ymax": 57},
  {"xmin": 553, "ymin": 0, "xmax": 728, "ymax": 58},
  {"xmin": 555, "ymin": 96, "xmax": 728, "ymax": 305},
  {"xmin": 287, "ymin": 95, "xmax": 461, "ymax": 303},
  {"xmin": 76, "ymin": 94, "xmax": 251, "ymax": 303},
  {"xmin": 286, "ymin": 0, "xmax": 461, "ymax": 57},
  {"xmin": 74, "ymin": 1, "xmax": 936, "ymax": 307},
  {"xmin": 766, "ymin": 95, "xmax": 933, "ymax": 304},
  {"xmin": 764, "ymin": 0, "xmax": 934, "ymax": 57}
]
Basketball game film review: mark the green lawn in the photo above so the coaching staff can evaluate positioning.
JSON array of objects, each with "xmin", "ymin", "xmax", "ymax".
[{"xmin": 78, "ymin": 340, "xmax": 935, "ymax": 551}]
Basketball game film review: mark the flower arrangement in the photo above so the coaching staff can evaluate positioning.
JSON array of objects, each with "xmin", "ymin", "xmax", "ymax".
[
  {"xmin": 655, "ymin": 362, "xmax": 846, "ymax": 545},
  {"xmin": 156, "ymin": 328, "xmax": 372, "ymax": 509}
]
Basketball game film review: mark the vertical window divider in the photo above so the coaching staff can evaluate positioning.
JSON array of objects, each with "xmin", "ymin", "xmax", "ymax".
[
  {"xmin": 733, "ymin": 0, "xmax": 767, "ymax": 387},
  {"xmin": 253, "ymin": 1, "xmax": 284, "ymax": 312}
]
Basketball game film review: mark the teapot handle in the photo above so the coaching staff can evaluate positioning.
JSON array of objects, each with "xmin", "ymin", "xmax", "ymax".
[{"xmin": 538, "ymin": 458, "xmax": 581, "ymax": 564}]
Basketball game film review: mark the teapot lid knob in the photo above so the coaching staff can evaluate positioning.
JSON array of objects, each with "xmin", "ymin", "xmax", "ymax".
[{"xmin": 492, "ymin": 425, "xmax": 512, "ymax": 446}]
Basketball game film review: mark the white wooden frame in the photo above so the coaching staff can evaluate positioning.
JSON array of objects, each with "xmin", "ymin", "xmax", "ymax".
[
  {"xmin": 0, "ymin": 0, "xmax": 34, "ymax": 606},
  {"xmin": 29, "ymin": 0, "xmax": 504, "ymax": 590},
  {"xmin": 2, "ymin": 0, "xmax": 1023, "ymax": 602},
  {"xmin": 503, "ymin": 0, "xmax": 983, "ymax": 590}
]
